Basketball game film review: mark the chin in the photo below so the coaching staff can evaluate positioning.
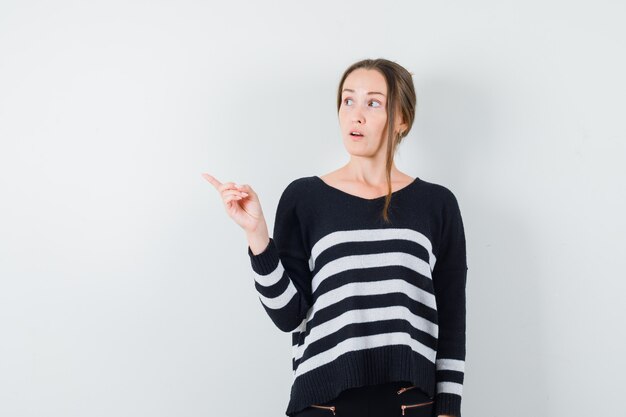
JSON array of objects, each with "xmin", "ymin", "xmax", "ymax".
[{"xmin": 343, "ymin": 143, "xmax": 371, "ymax": 156}]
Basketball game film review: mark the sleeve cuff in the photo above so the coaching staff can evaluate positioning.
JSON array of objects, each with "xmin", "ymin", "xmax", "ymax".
[
  {"xmin": 247, "ymin": 237, "xmax": 279, "ymax": 275},
  {"xmin": 434, "ymin": 392, "xmax": 462, "ymax": 417}
]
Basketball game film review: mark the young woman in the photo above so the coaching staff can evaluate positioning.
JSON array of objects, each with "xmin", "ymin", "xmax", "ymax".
[{"xmin": 203, "ymin": 58, "xmax": 468, "ymax": 417}]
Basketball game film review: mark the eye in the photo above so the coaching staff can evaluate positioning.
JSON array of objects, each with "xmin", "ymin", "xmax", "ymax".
[{"xmin": 343, "ymin": 98, "xmax": 382, "ymax": 107}]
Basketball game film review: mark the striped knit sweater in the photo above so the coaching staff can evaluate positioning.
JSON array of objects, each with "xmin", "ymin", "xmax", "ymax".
[{"xmin": 247, "ymin": 175, "xmax": 468, "ymax": 417}]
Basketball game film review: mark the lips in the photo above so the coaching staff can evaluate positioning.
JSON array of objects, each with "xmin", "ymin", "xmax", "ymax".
[{"xmin": 350, "ymin": 130, "xmax": 364, "ymax": 136}]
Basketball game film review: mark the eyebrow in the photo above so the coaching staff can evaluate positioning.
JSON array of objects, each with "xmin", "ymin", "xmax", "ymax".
[{"xmin": 342, "ymin": 88, "xmax": 386, "ymax": 97}]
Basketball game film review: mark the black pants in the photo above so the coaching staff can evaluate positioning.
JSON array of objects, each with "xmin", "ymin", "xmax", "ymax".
[{"xmin": 292, "ymin": 380, "xmax": 434, "ymax": 417}]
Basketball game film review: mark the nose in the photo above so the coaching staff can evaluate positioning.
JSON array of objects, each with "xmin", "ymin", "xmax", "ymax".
[
  {"xmin": 348, "ymin": 104, "xmax": 365, "ymax": 125},
  {"xmin": 352, "ymin": 113, "xmax": 364, "ymax": 124}
]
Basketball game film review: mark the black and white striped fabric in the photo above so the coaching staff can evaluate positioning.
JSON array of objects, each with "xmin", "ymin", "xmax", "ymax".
[{"xmin": 248, "ymin": 176, "xmax": 468, "ymax": 417}]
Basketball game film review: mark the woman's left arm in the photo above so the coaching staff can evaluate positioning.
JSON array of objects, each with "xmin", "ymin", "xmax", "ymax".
[{"xmin": 432, "ymin": 188, "xmax": 468, "ymax": 417}]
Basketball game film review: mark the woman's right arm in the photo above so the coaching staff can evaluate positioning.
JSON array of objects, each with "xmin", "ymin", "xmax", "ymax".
[{"xmin": 202, "ymin": 174, "xmax": 312, "ymax": 333}]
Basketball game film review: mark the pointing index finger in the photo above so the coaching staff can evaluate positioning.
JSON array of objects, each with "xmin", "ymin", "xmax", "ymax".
[{"xmin": 201, "ymin": 173, "xmax": 222, "ymax": 190}]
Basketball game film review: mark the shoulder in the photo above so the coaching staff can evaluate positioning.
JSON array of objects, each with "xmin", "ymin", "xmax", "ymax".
[
  {"xmin": 417, "ymin": 177, "xmax": 463, "ymax": 213},
  {"xmin": 276, "ymin": 176, "xmax": 318, "ymax": 212},
  {"xmin": 279, "ymin": 176, "xmax": 316, "ymax": 200},
  {"xmin": 282, "ymin": 176, "xmax": 314, "ymax": 193}
]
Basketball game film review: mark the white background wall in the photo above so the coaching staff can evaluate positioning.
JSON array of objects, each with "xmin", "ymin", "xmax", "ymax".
[{"xmin": 1, "ymin": 1, "xmax": 624, "ymax": 416}]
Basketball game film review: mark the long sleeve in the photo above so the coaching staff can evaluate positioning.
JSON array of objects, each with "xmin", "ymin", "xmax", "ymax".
[
  {"xmin": 247, "ymin": 181, "xmax": 313, "ymax": 333},
  {"xmin": 432, "ymin": 189, "xmax": 468, "ymax": 417}
]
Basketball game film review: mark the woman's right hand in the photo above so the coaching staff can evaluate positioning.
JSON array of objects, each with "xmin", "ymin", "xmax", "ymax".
[{"xmin": 201, "ymin": 173, "xmax": 266, "ymax": 234}]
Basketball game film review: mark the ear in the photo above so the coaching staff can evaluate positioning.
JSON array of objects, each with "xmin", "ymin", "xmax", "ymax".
[{"xmin": 395, "ymin": 115, "xmax": 408, "ymax": 136}]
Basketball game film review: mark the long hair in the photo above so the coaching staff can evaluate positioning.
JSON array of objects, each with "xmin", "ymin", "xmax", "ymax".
[{"xmin": 336, "ymin": 58, "xmax": 417, "ymax": 223}]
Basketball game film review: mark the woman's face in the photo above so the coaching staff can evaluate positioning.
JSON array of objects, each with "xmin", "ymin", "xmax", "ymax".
[{"xmin": 338, "ymin": 68, "xmax": 405, "ymax": 157}]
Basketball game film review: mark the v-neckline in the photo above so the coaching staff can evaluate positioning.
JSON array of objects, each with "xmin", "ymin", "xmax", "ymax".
[{"xmin": 313, "ymin": 175, "xmax": 420, "ymax": 202}]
